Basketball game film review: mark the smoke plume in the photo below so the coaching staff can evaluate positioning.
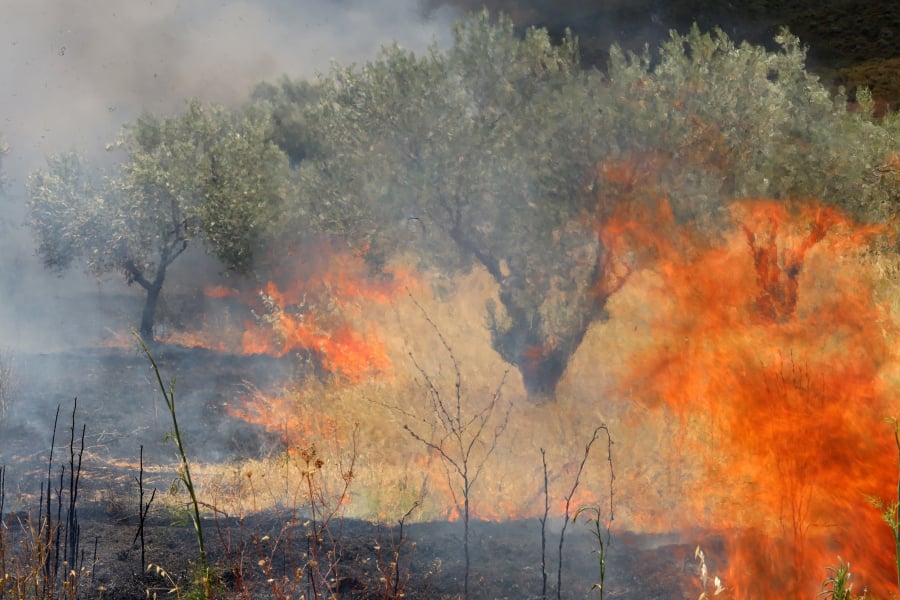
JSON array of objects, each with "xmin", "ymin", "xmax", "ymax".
[{"xmin": 0, "ymin": 0, "xmax": 457, "ymax": 351}]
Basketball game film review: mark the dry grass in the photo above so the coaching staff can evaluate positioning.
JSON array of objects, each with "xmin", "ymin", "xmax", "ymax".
[
  {"xmin": 0, "ymin": 404, "xmax": 96, "ymax": 600},
  {"xmin": 0, "ymin": 514, "xmax": 95, "ymax": 600},
  {"xmin": 178, "ymin": 260, "xmax": 632, "ymax": 531},
  {"xmin": 694, "ymin": 546, "xmax": 727, "ymax": 599}
]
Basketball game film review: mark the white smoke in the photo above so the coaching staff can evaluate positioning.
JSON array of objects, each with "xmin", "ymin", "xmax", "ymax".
[{"xmin": 0, "ymin": 0, "xmax": 458, "ymax": 351}]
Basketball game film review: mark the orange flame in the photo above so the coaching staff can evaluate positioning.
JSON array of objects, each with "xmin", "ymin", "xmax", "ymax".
[
  {"xmin": 159, "ymin": 238, "xmax": 409, "ymax": 382},
  {"xmin": 231, "ymin": 384, "xmax": 342, "ymax": 450},
  {"xmin": 144, "ymin": 163, "xmax": 900, "ymax": 598},
  {"xmin": 611, "ymin": 197, "xmax": 897, "ymax": 596}
]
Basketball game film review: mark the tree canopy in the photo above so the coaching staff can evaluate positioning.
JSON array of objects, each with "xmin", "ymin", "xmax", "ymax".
[
  {"xmin": 291, "ymin": 13, "xmax": 593, "ymax": 396},
  {"xmin": 27, "ymin": 100, "xmax": 291, "ymax": 339},
  {"xmin": 288, "ymin": 12, "xmax": 898, "ymax": 397},
  {"xmin": 250, "ymin": 77, "xmax": 323, "ymax": 166},
  {"xmin": 25, "ymin": 12, "xmax": 899, "ymax": 395}
]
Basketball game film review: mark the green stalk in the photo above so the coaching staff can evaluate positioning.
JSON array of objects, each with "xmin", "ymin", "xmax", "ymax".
[{"xmin": 137, "ymin": 336, "xmax": 208, "ymax": 593}]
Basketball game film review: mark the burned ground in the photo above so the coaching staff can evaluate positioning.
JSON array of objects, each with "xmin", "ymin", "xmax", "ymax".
[{"xmin": 0, "ymin": 347, "xmax": 710, "ymax": 599}]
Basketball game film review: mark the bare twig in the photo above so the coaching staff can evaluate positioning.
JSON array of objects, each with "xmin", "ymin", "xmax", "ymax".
[
  {"xmin": 392, "ymin": 291, "xmax": 512, "ymax": 599},
  {"xmin": 573, "ymin": 425, "xmax": 615, "ymax": 599}
]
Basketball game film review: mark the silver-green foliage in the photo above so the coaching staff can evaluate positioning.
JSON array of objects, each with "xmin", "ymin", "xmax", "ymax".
[
  {"xmin": 27, "ymin": 101, "xmax": 291, "ymax": 338},
  {"xmin": 289, "ymin": 12, "xmax": 898, "ymax": 396},
  {"xmin": 600, "ymin": 25, "xmax": 898, "ymax": 222},
  {"xmin": 251, "ymin": 76, "xmax": 323, "ymax": 166},
  {"xmin": 294, "ymin": 11, "xmax": 592, "ymax": 396}
]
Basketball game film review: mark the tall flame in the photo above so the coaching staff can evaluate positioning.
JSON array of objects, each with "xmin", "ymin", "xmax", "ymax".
[{"xmin": 607, "ymin": 196, "xmax": 898, "ymax": 596}]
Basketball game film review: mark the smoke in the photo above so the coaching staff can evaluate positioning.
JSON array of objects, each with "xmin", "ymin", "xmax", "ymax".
[{"xmin": 0, "ymin": 0, "xmax": 458, "ymax": 351}]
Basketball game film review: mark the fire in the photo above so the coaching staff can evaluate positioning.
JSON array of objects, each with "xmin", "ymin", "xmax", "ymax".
[
  {"xmin": 608, "ymin": 196, "xmax": 898, "ymax": 596},
  {"xmin": 231, "ymin": 384, "xmax": 343, "ymax": 450},
  {"xmin": 160, "ymin": 238, "xmax": 407, "ymax": 382},
  {"xmin": 238, "ymin": 288, "xmax": 391, "ymax": 381},
  {"xmin": 116, "ymin": 158, "xmax": 900, "ymax": 596}
]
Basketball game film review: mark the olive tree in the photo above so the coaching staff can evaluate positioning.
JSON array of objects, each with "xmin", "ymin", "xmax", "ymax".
[
  {"xmin": 28, "ymin": 100, "xmax": 290, "ymax": 340},
  {"xmin": 595, "ymin": 26, "xmax": 898, "ymax": 223},
  {"xmin": 285, "ymin": 15, "xmax": 898, "ymax": 398},
  {"xmin": 293, "ymin": 12, "xmax": 591, "ymax": 398},
  {"xmin": 250, "ymin": 76, "xmax": 323, "ymax": 166}
]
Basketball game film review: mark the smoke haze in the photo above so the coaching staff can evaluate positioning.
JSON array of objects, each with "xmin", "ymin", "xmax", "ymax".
[
  {"xmin": 0, "ymin": 0, "xmax": 458, "ymax": 351},
  {"xmin": 5, "ymin": 1, "xmax": 892, "ymax": 351}
]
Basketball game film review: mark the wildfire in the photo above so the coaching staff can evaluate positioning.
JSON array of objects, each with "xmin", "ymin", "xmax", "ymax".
[
  {"xmin": 160, "ymin": 238, "xmax": 407, "ymax": 382},
  {"xmin": 210, "ymin": 193, "xmax": 900, "ymax": 597},
  {"xmin": 608, "ymin": 196, "xmax": 898, "ymax": 597},
  {"xmin": 105, "ymin": 167, "xmax": 900, "ymax": 597}
]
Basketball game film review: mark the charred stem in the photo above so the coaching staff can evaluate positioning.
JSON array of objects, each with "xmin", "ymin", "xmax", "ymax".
[
  {"xmin": 540, "ymin": 448, "xmax": 550, "ymax": 600},
  {"xmin": 133, "ymin": 445, "xmax": 157, "ymax": 574},
  {"xmin": 36, "ymin": 401, "xmax": 87, "ymax": 598}
]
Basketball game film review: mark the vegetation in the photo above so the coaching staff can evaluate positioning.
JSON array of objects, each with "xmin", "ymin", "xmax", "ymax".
[
  {"xmin": 572, "ymin": 425, "xmax": 615, "ymax": 600},
  {"xmin": 819, "ymin": 558, "xmax": 857, "ymax": 600},
  {"xmin": 868, "ymin": 418, "xmax": 900, "ymax": 593},
  {"xmin": 22, "ymin": 10, "xmax": 900, "ymax": 390},
  {"xmin": 0, "ymin": 402, "xmax": 92, "ymax": 600},
  {"xmin": 538, "ymin": 424, "xmax": 615, "ymax": 600},
  {"xmin": 27, "ymin": 101, "xmax": 290, "ymax": 340},
  {"xmin": 292, "ymin": 13, "xmax": 588, "ymax": 398},
  {"xmin": 249, "ymin": 77, "xmax": 323, "ymax": 166},
  {"xmin": 11, "ymin": 7, "xmax": 900, "ymax": 599},
  {"xmin": 694, "ymin": 546, "xmax": 727, "ymax": 600},
  {"xmin": 385, "ymin": 296, "xmax": 512, "ymax": 599},
  {"xmin": 138, "ymin": 336, "xmax": 210, "ymax": 598},
  {"xmin": 289, "ymin": 11, "xmax": 899, "ymax": 398}
]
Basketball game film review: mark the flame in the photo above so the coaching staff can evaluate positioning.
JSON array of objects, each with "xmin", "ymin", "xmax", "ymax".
[
  {"xmin": 232, "ymin": 240, "xmax": 412, "ymax": 383},
  {"xmin": 232, "ymin": 384, "xmax": 342, "ymax": 450},
  {"xmin": 156, "ymin": 238, "xmax": 408, "ymax": 382},
  {"xmin": 106, "ymin": 153, "xmax": 900, "ymax": 597},
  {"xmin": 239, "ymin": 292, "xmax": 391, "ymax": 382},
  {"xmin": 609, "ymin": 196, "xmax": 898, "ymax": 596},
  {"xmin": 161, "ymin": 328, "xmax": 228, "ymax": 352}
]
